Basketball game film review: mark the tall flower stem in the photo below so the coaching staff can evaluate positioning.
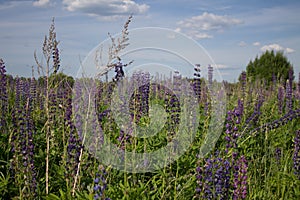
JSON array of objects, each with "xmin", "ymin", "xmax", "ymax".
[
  {"xmin": 45, "ymin": 58, "xmax": 50, "ymax": 195},
  {"xmin": 72, "ymin": 82, "xmax": 94, "ymax": 195},
  {"xmin": 34, "ymin": 17, "xmax": 60, "ymax": 195}
]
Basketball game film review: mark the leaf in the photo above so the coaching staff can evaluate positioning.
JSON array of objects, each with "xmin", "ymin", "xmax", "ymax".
[{"xmin": 45, "ymin": 193, "xmax": 61, "ymax": 200}]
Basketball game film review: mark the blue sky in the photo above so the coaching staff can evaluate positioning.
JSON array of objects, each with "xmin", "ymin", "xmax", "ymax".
[{"xmin": 0, "ymin": 0, "xmax": 299, "ymax": 82}]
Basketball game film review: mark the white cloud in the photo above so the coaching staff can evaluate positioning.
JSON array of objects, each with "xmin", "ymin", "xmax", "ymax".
[
  {"xmin": 286, "ymin": 47, "xmax": 295, "ymax": 54},
  {"xmin": 62, "ymin": 0, "xmax": 149, "ymax": 20},
  {"xmin": 238, "ymin": 41, "xmax": 247, "ymax": 47},
  {"xmin": 0, "ymin": 0, "xmax": 31, "ymax": 10},
  {"xmin": 174, "ymin": 27, "xmax": 213, "ymax": 39},
  {"xmin": 176, "ymin": 12, "xmax": 242, "ymax": 40},
  {"xmin": 33, "ymin": 0, "xmax": 51, "ymax": 8},
  {"xmin": 253, "ymin": 42, "xmax": 260, "ymax": 46},
  {"xmin": 190, "ymin": 31, "xmax": 213, "ymax": 39},
  {"xmin": 261, "ymin": 43, "xmax": 284, "ymax": 52},
  {"xmin": 260, "ymin": 43, "xmax": 295, "ymax": 54}
]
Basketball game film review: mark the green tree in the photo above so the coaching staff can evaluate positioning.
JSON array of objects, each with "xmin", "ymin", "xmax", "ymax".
[{"xmin": 246, "ymin": 50, "xmax": 293, "ymax": 85}]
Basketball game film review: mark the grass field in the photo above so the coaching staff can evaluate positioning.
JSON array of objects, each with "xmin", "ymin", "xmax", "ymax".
[{"xmin": 0, "ymin": 56, "xmax": 300, "ymax": 199}]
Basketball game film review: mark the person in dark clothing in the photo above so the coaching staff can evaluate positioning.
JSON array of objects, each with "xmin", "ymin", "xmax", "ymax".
[{"xmin": 113, "ymin": 61, "xmax": 125, "ymax": 82}]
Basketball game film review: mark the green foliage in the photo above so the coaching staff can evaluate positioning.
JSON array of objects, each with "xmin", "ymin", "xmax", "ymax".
[
  {"xmin": 49, "ymin": 72, "xmax": 75, "ymax": 88},
  {"xmin": 0, "ymin": 71, "xmax": 300, "ymax": 199},
  {"xmin": 246, "ymin": 50, "xmax": 293, "ymax": 85}
]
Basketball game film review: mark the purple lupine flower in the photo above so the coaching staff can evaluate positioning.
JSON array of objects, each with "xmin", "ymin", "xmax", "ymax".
[
  {"xmin": 66, "ymin": 126, "xmax": 81, "ymax": 180},
  {"xmin": 223, "ymin": 159, "xmax": 231, "ymax": 197},
  {"xmin": 275, "ymin": 147, "xmax": 282, "ymax": 166},
  {"xmin": 254, "ymin": 93, "xmax": 264, "ymax": 116},
  {"xmin": 129, "ymin": 71, "xmax": 150, "ymax": 123},
  {"xmin": 233, "ymin": 155, "xmax": 248, "ymax": 200},
  {"xmin": 65, "ymin": 86, "xmax": 82, "ymax": 181},
  {"xmin": 170, "ymin": 71, "xmax": 182, "ymax": 127},
  {"xmin": 241, "ymin": 71, "xmax": 246, "ymax": 99},
  {"xmin": 237, "ymin": 99, "xmax": 244, "ymax": 122},
  {"xmin": 13, "ymin": 95, "xmax": 37, "ymax": 198},
  {"xmin": 10, "ymin": 78, "xmax": 23, "ymax": 179},
  {"xmin": 15, "ymin": 77, "xmax": 23, "ymax": 109},
  {"xmin": 10, "ymin": 110, "xmax": 18, "ymax": 179},
  {"xmin": 244, "ymin": 92, "xmax": 264, "ymax": 130},
  {"xmin": 225, "ymin": 108, "xmax": 241, "ymax": 153},
  {"xmin": 0, "ymin": 58, "xmax": 7, "ymax": 132},
  {"xmin": 22, "ymin": 79, "xmax": 30, "ymax": 100},
  {"xmin": 297, "ymin": 72, "xmax": 300, "ymax": 97},
  {"xmin": 293, "ymin": 130, "xmax": 300, "ymax": 180},
  {"xmin": 203, "ymin": 157, "xmax": 214, "ymax": 200},
  {"xmin": 25, "ymin": 97, "xmax": 37, "ymax": 196},
  {"xmin": 49, "ymin": 88, "xmax": 57, "ymax": 122},
  {"xmin": 196, "ymin": 154, "xmax": 231, "ymax": 200},
  {"xmin": 278, "ymin": 86, "xmax": 284, "ymax": 114},
  {"xmin": 193, "ymin": 64, "xmax": 201, "ymax": 102},
  {"xmin": 29, "ymin": 77, "xmax": 37, "ymax": 108},
  {"xmin": 285, "ymin": 79, "xmax": 293, "ymax": 113},
  {"xmin": 208, "ymin": 64, "xmax": 213, "ymax": 88},
  {"xmin": 195, "ymin": 161, "xmax": 204, "ymax": 197},
  {"xmin": 94, "ymin": 165, "xmax": 110, "ymax": 200},
  {"xmin": 173, "ymin": 70, "xmax": 181, "ymax": 92},
  {"xmin": 52, "ymin": 47, "xmax": 60, "ymax": 73},
  {"xmin": 139, "ymin": 72, "xmax": 150, "ymax": 117},
  {"xmin": 168, "ymin": 93, "xmax": 181, "ymax": 132},
  {"xmin": 215, "ymin": 157, "xmax": 231, "ymax": 200},
  {"xmin": 249, "ymin": 108, "xmax": 300, "ymax": 137},
  {"xmin": 206, "ymin": 64, "xmax": 213, "ymax": 115}
]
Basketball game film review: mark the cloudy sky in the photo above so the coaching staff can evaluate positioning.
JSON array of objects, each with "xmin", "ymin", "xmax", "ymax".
[{"xmin": 0, "ymin": 0, "xmax": 299, "ymax": 82}]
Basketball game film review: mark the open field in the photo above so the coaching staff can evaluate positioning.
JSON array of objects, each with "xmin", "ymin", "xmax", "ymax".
[{"xmin": 0, "ymin": 58, "xmax": 300, "ymax": 199}]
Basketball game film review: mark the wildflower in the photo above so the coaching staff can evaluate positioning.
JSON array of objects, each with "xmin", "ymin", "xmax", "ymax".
[
  {"xmin": 233, "ymin": 155, "xmax": 248, "ymax": 200},
  {"xmin": 275, "ymin": 147, "xmax": 282, "ymax": 166},
  {"xmin": 225, "ymin": 105, "xmax": 243, "ymax": 154},
  {"xmin": 130, "ymin": 71, "xmax": 150, "ymax": 123},
  {"xmin": 297, "ymin": 72, "xmax": 300, "ymax": 96},
  {"xmin": 65, "ymin": 91, "xmax": 82, "ymax": 182},
  {"xmin": 208, "ymin": 65, "xmax": 213, "ymax": 88},
  {"xmin": 52, "ymin": 47, "xmax": 60, "ymax": 73},
  {"xmin": 173, "ymin": 70, "xmax": 182, "ymax": 93},
  {"xmin": 140, "ymin": 72, "xmax": 150, "ymax": 117},
  {"xmin": 278, "ymin": 86, "xmax": 284, "ymax": 114},
  {"xmin": 293, "ymin": 130, "xmax": 300, "ymax": 179},
  {"xmin": 249, "ymin": 108, "xmax": 300, "ymax": 137},
  {"xmin": 195, "ymin": 160, "xmax": 204, "ymax": 197},
  {"xmin": 244, "ymin": 92, "xmax": 264, "ymax": 129},
  {"xmin": 30, "ymin": 77, "xmax": 37, "ymax": 107},
  {"xmin": 195, "ymin": 154, "xmax": 231, "ymax": 200},
  {"xmin": 193, "ymin": 64, "xmax": 201, "ymax": 101},
  {"xmin": 0, "ymin": 58, "xmax": 7, "ymax": 131},
  {"xmin": 94, "ymin": 165, "xmax": 110, "ymax": 200},
  {"xmin": 285, "ymin": 79, "xmax": 293, "ymax": 113},
  {"xmin": 241, "ymin": 71, "xmax": 246, "ymax": 99}
]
